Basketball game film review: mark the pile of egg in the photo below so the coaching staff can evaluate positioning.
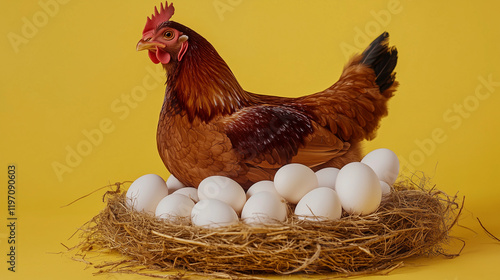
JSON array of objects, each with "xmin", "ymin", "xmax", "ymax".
[{"xmin": 126, "ymin": 148, "xmax": 400, "ymax": 228}]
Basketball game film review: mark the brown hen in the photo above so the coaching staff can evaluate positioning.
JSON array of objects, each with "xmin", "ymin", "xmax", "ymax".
[{"xmin": 136, "ymin": 2, "xmax": 398, "ymax": 189}]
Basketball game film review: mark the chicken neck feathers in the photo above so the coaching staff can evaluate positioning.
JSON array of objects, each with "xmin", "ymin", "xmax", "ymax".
[{"xmin": 156, "ymin": 22, "xmax": 397, "ymax": 188}]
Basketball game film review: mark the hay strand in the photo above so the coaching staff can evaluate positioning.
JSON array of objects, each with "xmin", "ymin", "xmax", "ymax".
[
  {"xmin": 477, "ymin": 218, "xmax": 500, "ymax": 242},
  {"xmin": 71, "ymin": 173, "xmax": 462, "ymax": 278}
]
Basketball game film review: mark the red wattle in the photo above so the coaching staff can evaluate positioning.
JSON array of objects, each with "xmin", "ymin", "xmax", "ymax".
[
  {"xmin": 156, "ymin": 47, "xmax": 171, "ymax": 64},
  {"xmin": 148, "ymin": 50, "xmax": 160, "ymax": 64}
]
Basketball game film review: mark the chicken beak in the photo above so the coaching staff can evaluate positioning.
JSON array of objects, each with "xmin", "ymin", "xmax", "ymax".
[{"xmin": 136, "ymin": 39, "xmax": 166, "ymax": 51}]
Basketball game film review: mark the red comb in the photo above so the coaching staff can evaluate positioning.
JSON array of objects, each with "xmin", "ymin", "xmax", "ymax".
[{"xmin": 142, "ymin": 2, "xmax": 175, "ymax": 36}]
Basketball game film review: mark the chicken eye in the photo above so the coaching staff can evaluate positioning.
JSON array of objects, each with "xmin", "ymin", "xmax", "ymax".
[{"xmin": 163, "ymin": 31, "xmax": 175, "ymax": 40}]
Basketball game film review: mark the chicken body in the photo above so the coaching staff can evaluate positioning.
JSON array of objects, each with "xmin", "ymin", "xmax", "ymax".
[{"xmin": 137, "ymin": 8, "xmax": 398, "ymax": 190}]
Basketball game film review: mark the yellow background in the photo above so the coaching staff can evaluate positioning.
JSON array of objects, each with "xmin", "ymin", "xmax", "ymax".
[{"xmin": 1, "ymin": 0, "xmax": 499, "ymax": 279}]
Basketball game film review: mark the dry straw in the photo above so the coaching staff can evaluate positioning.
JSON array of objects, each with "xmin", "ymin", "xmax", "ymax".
[{"xmin": 71, "ymin": 172, "xmax": 463, "ymax": 279}]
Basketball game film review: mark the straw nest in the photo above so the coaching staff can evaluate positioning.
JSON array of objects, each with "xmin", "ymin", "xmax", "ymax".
[{"xmin": 72, "ymin": 173, "xmax": 462, "ymax": 279}]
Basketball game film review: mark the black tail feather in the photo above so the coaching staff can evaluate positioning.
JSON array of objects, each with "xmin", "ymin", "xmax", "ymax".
[{"xmin": 361, "ymin": 32, "xmax": 398, "ymax": 92}]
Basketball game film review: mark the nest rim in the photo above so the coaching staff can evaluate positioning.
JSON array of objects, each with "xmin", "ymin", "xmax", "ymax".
[{"xmin": 71, "ymin": 172, "xmax": 463, "ymax": 279}]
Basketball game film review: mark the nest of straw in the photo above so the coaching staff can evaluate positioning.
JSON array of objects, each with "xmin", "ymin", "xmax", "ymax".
[{"xmin": 73, "ymin": 173, "xmax": 462, "ymax": 278}]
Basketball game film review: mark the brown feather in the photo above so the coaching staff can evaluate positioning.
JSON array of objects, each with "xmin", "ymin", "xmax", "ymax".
[{"xmin": 153, "ymin": 22, "xmax": 398, "ymax": 189}]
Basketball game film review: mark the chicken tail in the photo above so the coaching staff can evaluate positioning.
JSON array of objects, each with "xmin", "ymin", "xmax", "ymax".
[
  {"xmin": 360, "ymin": 32, "xmax": 398, "ymax": 94},
  {"xmin": 292, "ymin": 32, "xmax": 398, "ymax": 143}
]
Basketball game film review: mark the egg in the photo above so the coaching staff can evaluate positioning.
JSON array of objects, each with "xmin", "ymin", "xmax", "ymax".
[
  {"xmin": 274, "ymin": 163, "xmax": 318, "ymax": 204},
  {"xmin": 315, "ymin": 167, "xmax": 340, "ymax": 190},
  {"xmin": 245, "ymin": 180, "xmax": 281, "ymax": 199},
  {"xmin": 294, "ymin": 187, "xmax": 342, "ymax": 221},
  {"xmin": 197, "ymin": 176, "xmax": 246, "ymax": 213},
  {"xmin": 241, "ymin": 192, "xmax": 288, "ymax": 225},
  {"xmin": 155, "ymin": 194, "xmax": 195, "ymax": 223},
  {"xmin": 191, "ymin": 199, "xmax": 239, "ymax": 228},
  {"xmin": 335, "ymin": 162, "xmax": 382, "ymax": 215},
  {"xmin": 173, "ymin": 187, "xmax": 199, "ymax": 202},
  {"xmin": 361, "ymin": 148, "xmax": 400, "ymax": 185},
  {"xmin": 166, "ymin": 174, "xmax": 186, "ymax": 194},
  {"xmin": 126, "ymin": 174, "xmax": 169, "ymax": 214},
  {"xmin": 379, "ymin": 181, "xmax": 392, "ymax": 196}
]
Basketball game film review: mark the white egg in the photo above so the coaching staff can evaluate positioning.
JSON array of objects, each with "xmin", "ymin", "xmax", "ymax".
[
  {"xmin": 197, "ymin": 176, "xmax": 246, "ymax": 213},
  {"xmin": 126, "ymin": 174, "xmax": 169, "ymax": 214},
  {"xmin": 241, "ymin": 192, "xmax": 288, "ymax": 225},
  {"xmin": 315, "ymin": 167, "xmax": 340, "ymax": 190},
  {"xmin": 274, "ymin": 163, "xmax": 318, "ymax": 204},
  {"xmin": 166, "ymin": 174, "xmax": 186, "ymax": 194},
  {"xmin": 173, "ymin": 187, "xmax": 199, "ymax": 202},
  {"xmin": 155, "ymin": 194, "xmax": 195, "ymax": 223},
  {"xmin": 246, "ymin": 180, "xmax": 280, "ymax": 199},
  {"xmin": 294, "ymin": 187, "xmax": 342, "ymax": 221},
  {"xmin": 336, "ymin": 162, "xmax": 382, "ymax": 215},
  {"xmin": 379, "ymin": 181, "xmax": 392, "ymax": 196},
  {"xmin": 361, "ymin": 148, "xmax": 400, "ymax": 185},
  {"xmin": 191, "ymin": 199, "xmax": 239, "ymax": 228}
]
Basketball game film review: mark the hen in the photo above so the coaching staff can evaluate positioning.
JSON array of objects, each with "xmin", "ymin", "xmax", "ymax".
[{"xmin": 136, "ymin": 2, "xmax": 398, "ymax": 190}]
